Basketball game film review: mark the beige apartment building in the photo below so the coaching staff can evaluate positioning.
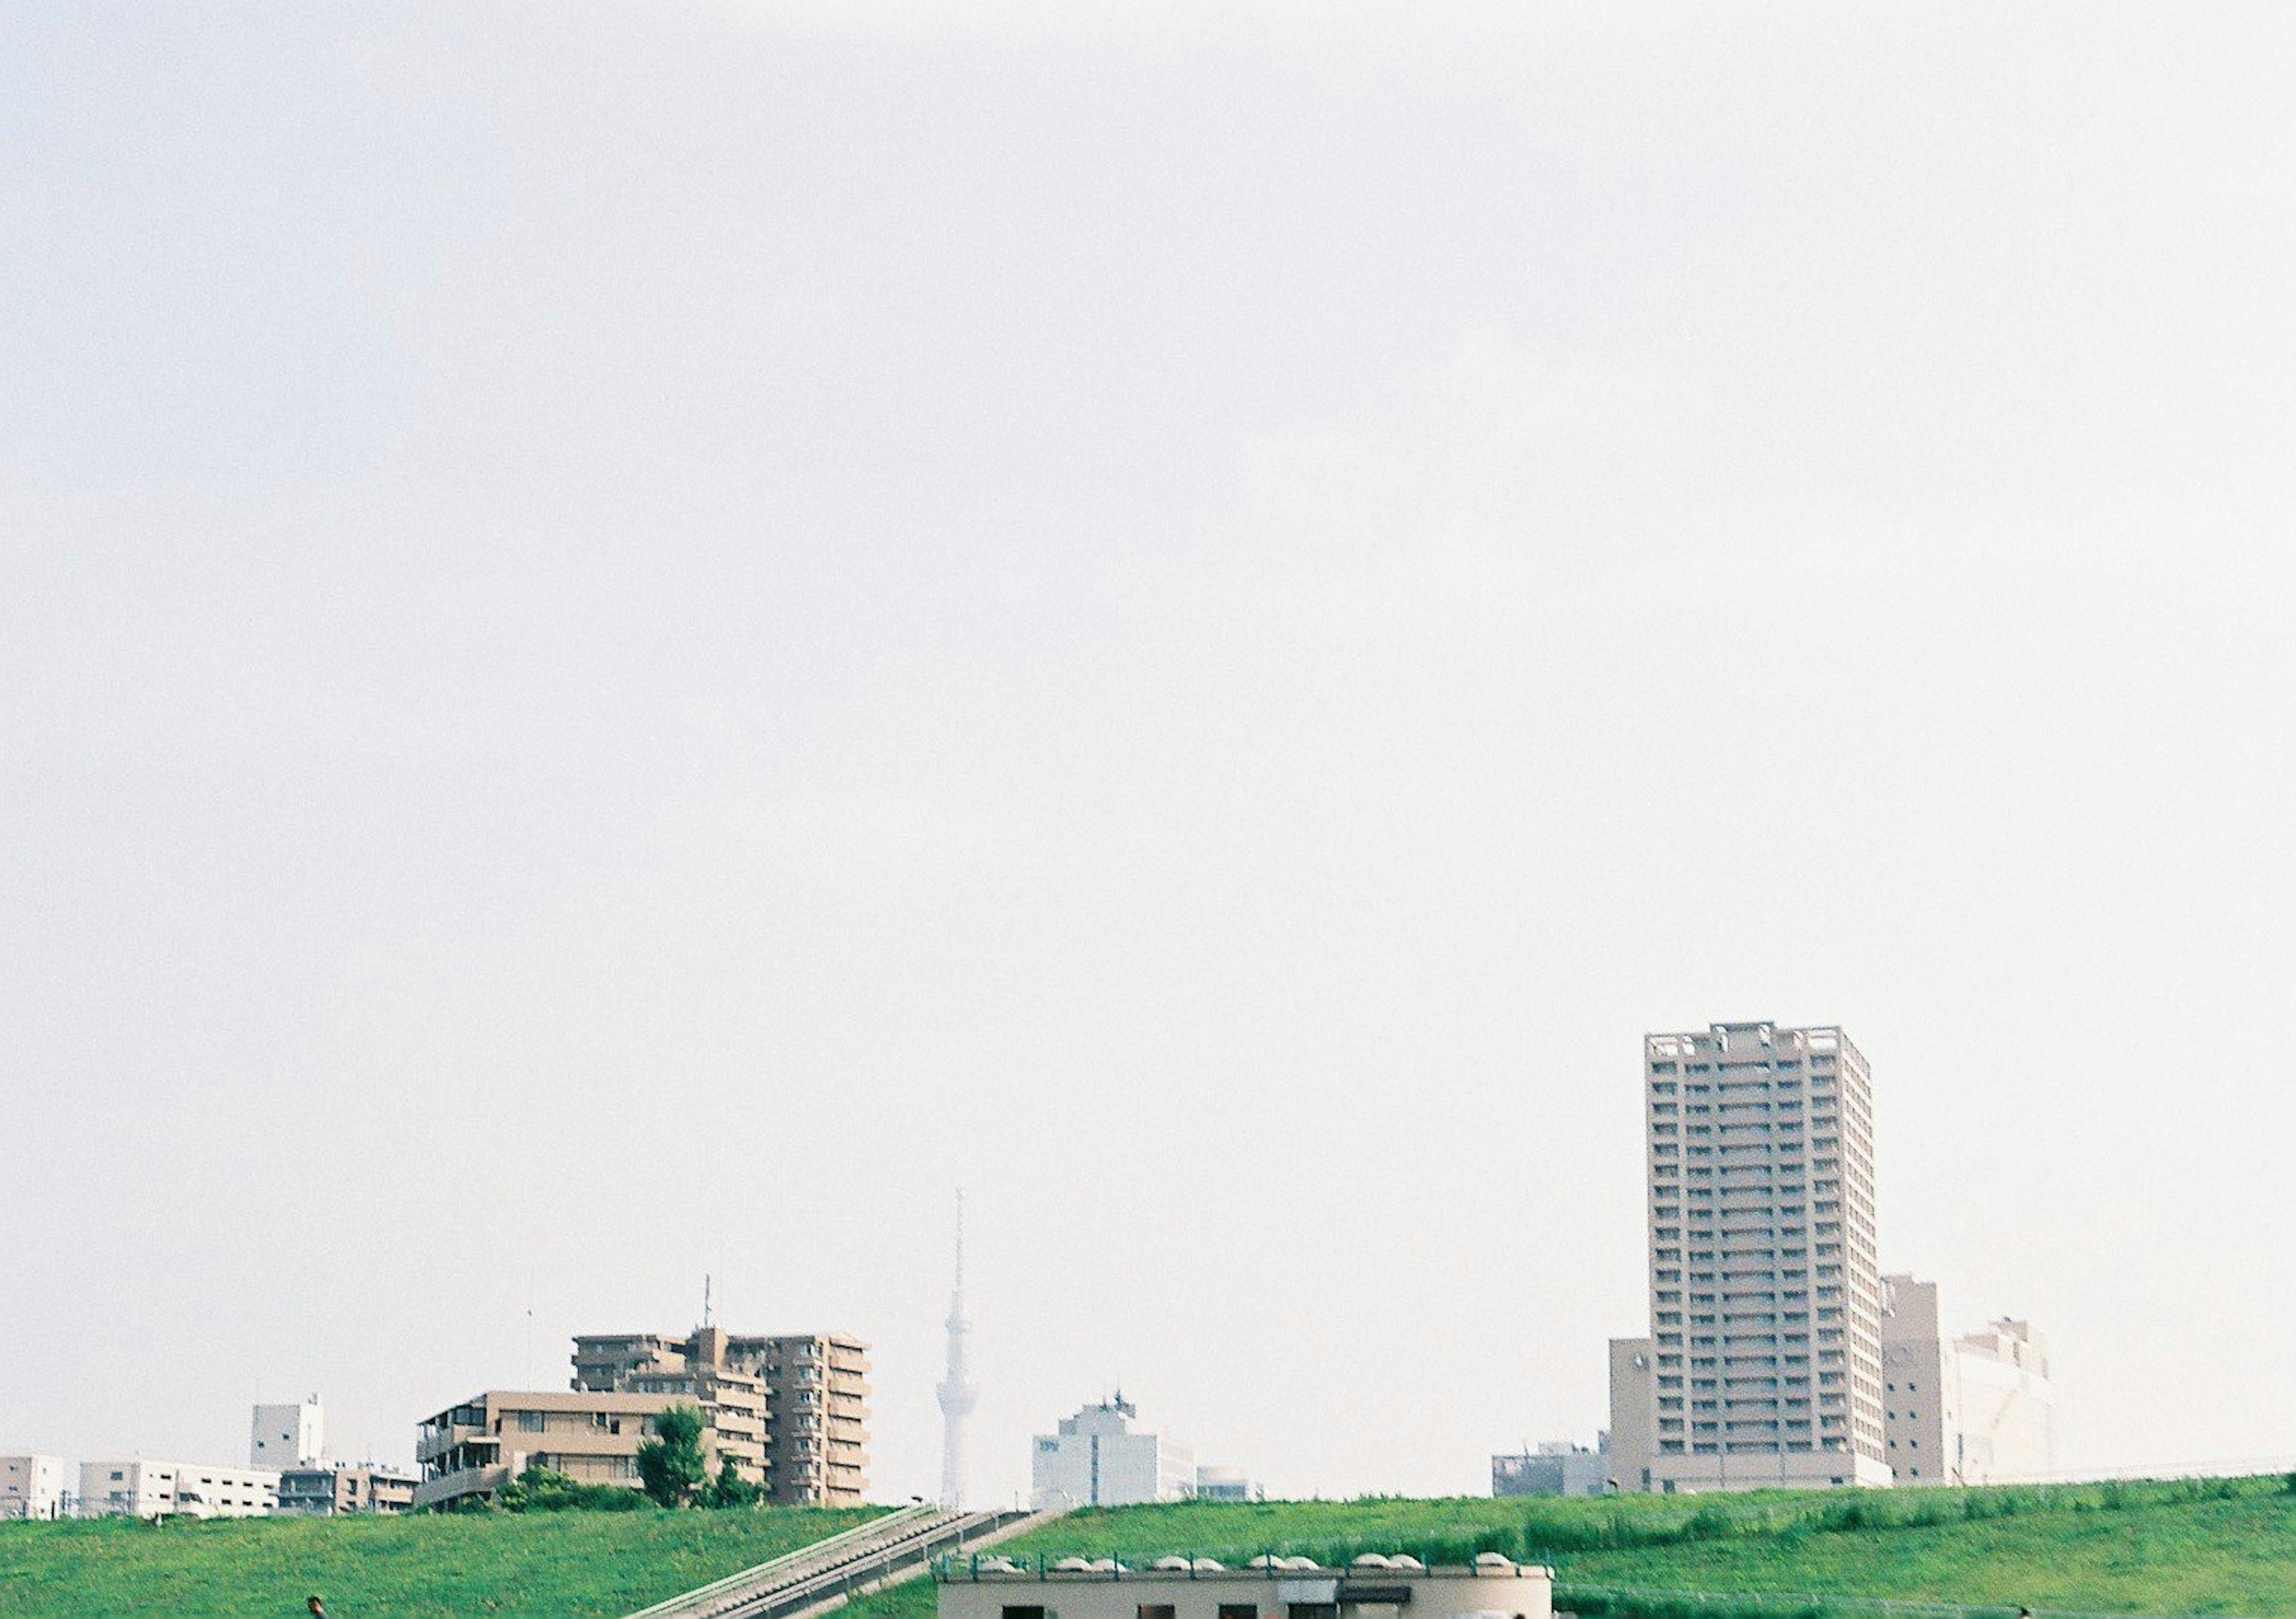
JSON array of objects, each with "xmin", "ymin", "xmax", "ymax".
[
  {"xmin": 572, "ymin": 1325, "xmax": 770, "ymax": 1484},
  {"xmin": 573, "ymin": 1325, "xmax": 871, "ymax": 1505},
  {"xmin": 1879, "ymin": 1275, "xmax": 2054, "ymax": 1484},
  {"xmin": 413, "ymin": 1388, "xmax": 737, "ymax": 1508},
  {"xmin": 1611, "ymin": 1022, "xmax": 1891, "ymax": 1492},
  {"xmin": 725, "ymin": 1332, "xmax": 871, "ymax": 1505}
]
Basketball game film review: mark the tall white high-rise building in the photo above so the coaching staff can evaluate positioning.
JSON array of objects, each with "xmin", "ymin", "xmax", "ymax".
[
  {"xmin": 1610, "ymin": 1021, "xmax": 1890, "ymax": 1492},
  {"xmin": 936, "ymin": 1192, "xmax": 978, "ymax": 1510}
]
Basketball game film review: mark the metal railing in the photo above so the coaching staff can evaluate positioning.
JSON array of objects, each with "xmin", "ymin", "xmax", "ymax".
[{"xmin": 625, "ymin": 1504, "xmax": 939, "ymax": 1619}]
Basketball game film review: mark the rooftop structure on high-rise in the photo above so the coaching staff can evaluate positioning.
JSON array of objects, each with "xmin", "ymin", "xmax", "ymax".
[{"xmin": 1610, "ymin": 1021, "xmax": 1889, "ymax": 1492}]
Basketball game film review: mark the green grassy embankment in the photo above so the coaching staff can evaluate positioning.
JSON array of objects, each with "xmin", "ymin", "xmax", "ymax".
[
  {"xmin": 0, "ymin": 1503, "xmax": 884, "ymax": 1619},
  {"xmin": 850, "ymin": 1475, "xmax": 2296, "ymax": 1619}
]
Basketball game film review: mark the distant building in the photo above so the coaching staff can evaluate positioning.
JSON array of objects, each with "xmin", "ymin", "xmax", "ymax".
[
  {"xmin": 78, "ymin": 1459, "xmax": 279, "ymax": 1519},
  {"xmin": 1492, "ymin": 1437, "xmax": 1608, "ymax": 1498},
  {"xmin": 1610, "ymin": 1022, "xmax": 1892, "ymax": 1492},
  {"xmin": 412, "ymin": 1388, "xmax": 698, "ymax": 1509},
  {"xmin": 725, "ymin": 1332, "xmax": 872, "ymax": 1507},
  {"xmin": 1880, "ymin": 1275, "xmax": 2054, "ymax": 1485},
  {"xmin": 1031, "ymin": 1394, "xmax": 1193, "ymax": 1508},
  {"xmin": 575, "ymin": 1325, "xmax": 870, "ymax": 1505},
  {"xmin": 252, "ymin": 1395, "xmax": 326, "ymax": 1470},
  {"xmin": 276, "ymin": 1462, "xmax": 419, "ymax": 1515},
  {"xmin": 1192, "ymin": 1465, "xmax": 1259, "ymax": 1502},
  {"xmin": 1, "ymin": 1453, "xmax": 66, "ymax": 1520}
]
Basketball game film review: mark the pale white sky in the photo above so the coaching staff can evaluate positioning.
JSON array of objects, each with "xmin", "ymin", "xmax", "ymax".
[{"xmin": 4, "ymin": 3, "xmax": 2293, "ymax": 1502}]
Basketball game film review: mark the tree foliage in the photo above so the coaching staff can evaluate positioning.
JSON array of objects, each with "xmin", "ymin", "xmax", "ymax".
[
  {"xmin": 706, "ymin": 1455, "xmax": 763, "ymax": 1510},
  {"xmin": 636, "ymin": 1403, "xmax": 710, "ymax": 1509}
]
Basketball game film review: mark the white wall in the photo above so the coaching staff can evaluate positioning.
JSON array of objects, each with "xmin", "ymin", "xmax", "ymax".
[{"xmin": 1, "ymin": 1454, "xmax": 66, "ymax": 1520}]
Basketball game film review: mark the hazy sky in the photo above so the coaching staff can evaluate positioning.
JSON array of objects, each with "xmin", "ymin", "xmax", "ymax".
[{"xmin": 5, "ymin": 4, "xmax": 2294, "ymax": 1504}]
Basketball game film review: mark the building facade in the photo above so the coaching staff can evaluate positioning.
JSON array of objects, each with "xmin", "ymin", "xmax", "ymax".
[
  {"xmin": 1880, "ymin": 1275, "xmax": 2053, "ymax": 1484},
  {"xmin": 1492, "ymin": 1438, "xmax": 1608, "ymax": 1498},
  {"xmin": 1610, "ymin": 1021, "xmax": 1891, "ymax": 1492},
  {"xmin": 413, "ymin": 1388, "xmax": 694, "ymax": 1508},
  {"xmin": 252, "ymin": 1395, "xmax": 326, "ymax": 1470},
  {"xmin": 1, "ymin": 1453, "xmax": 66, "ymax": 1520},
  {"xmin": 77, "ymin": 1459, "xmax": 279, "ymax": 1518},
  {"xmin": 573, "ymin": 1327, "xmax": 770, "ymax": 1486},
  {"xmin": 723, "ymin": 1332, "xmax": 872, "ymax": 1506},
  {"xmin": 277, "ymin": 1462, "xmax": 419, "ymax": 1514},
  {"xmin": 576, "ymin": 1326, "xmax": 869, "ymax": 1505},
  {"xmin": 1031, "ymin": 1394, "xmax": 1194, "ymax": 1508}
]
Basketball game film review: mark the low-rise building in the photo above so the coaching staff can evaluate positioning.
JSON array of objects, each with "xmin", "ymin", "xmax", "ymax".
[
  {"xmin": 78, "ymin": 1458, "xmax": 279, "ymax": 1519},
  {"xmin": 1492, "ymin": 1437, "xmax": 1609, "ymax": 1498},
  {"xmin": 1880, "ymin": 1276, "xmax": 2053, "ymax": 1485},
  {"xmin": 939, "ymin": 1551, "xmax": 1553, "ymax": 1619},
  {"xmin": 413, "ymin": 1389, "xmax": 686, "ymax": 1509},
  {"xmin": 1, "ymin": 1453, "xmax": 66, "ymax": 1520},
  {"xmin": 1031, "ymin": 1394, "xmax": 1193, "ymax": 1509},
  {"xmin": 1192, "ymin": 1465, "xmax": 1260, "ymax": 1502},
  {"xmin": 277, "ymin": 1462, "xmax": 419, "ymax": 1515}
]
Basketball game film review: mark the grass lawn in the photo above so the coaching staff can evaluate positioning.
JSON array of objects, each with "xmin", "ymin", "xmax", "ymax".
[
  {"xmin": 843, "ymin": 1476, "xmax": 2296, "ymax": 1619},
  {"xmin": 0, "ymin": 1504, "xmax": 884, "ymax": 1619}
]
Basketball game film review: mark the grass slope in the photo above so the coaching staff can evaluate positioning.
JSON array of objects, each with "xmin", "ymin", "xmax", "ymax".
[
  {"xmin": 847, "ymin": 1477, "xmax": 2296, "ymax": 1619},
  {"xmin": 0, "ymin": 1504, "xmax": 884, "ymax": 1619}
]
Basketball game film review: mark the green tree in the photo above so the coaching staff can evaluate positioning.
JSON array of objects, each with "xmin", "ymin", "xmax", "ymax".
[
  {"xmin": 636, "ymin": 1403, "xmax": 709, "ymax": 1508},
  {"xmin": 704, "ymin": 1454, "xmax": 762, "ymax": 1510}
]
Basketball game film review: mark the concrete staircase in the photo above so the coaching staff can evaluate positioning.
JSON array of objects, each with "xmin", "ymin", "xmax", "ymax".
[{"xmin": 628, "ymin": 1504, "xmax": 1063, "ymax": 1619}]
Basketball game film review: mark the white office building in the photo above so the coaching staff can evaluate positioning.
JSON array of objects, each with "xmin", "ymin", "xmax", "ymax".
[
  {"xmin": 1030, "ymin": 1394, "xmax": 1193, "ymax": 1508},
  {"xmin": 1610, "ymin": 1021, "xmax": 1891, "ymax": 1492},
  {"xmin": 252, "ymin": 1395, "xmax": 325, "ymax": 1470},
  {"xmin": 1880, "ymin": 1275, "xmax": 2054, "ymax": 1484},
  {"xmin": 1, "ymin": 1453, "xmax": 67, "ymax": 1520},
  {"xmin": 78, "ymin": 1458, "xmax": 280, "ymax": 1519}
]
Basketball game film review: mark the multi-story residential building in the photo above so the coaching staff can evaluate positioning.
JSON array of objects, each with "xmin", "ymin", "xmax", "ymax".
[
  {"xmin": 276, "ymin": 1462, "xmax": 419, "ymax": 1515},
  {"xmin": 412, "ymin": 1389, "xmax": 693, "ymax": 1508},
  {"xmin": 252, "ymin": 1396, "xmax": 325, "ymax": 1470},
  {"xmin": 77, "ymin": 1459, "xmax": 279, "ymax": 1518},
  {"xmin": 572, "ymin": 1326, "xmax": 769, "ymax": 1486},
  {"xmin": 1, "ymin": 1453, "xmax": 66, "ymax": 1520},
  {"xmin": 1030, "ymin": 1394, "xmax": 1193, "ymax": 1508},
  {"xmin": 1610, "ymin": 1021, "xmax": 1891, "ymax": 1492},
  {"xmin": 1492, "ymin": 1437, "xmax": 1610, "ymax": 1498},
  {"xmin": 1880, "ymin": 1275, "xmax": 2054, "ymax": 1484},
  {"xmin": 723, "ymin": 1332, "xmax": 871, "ymax": 1506}
]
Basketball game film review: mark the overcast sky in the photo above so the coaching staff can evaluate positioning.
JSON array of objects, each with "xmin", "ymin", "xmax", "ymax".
[{"xmin": 4, "ymin": 3, "xmax": 2294, "ymax": 1503}]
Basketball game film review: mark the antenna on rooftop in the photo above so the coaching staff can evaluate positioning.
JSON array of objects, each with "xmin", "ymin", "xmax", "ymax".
[{"xmin": 703, "ymin": 1272, "xmax": 715, "ymax": 1329}]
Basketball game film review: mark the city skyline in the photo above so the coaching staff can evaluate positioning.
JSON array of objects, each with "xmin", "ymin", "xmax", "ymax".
[{"xmin": 7, "ymin": 4, "xmax": 2295, "ymax": 1504}]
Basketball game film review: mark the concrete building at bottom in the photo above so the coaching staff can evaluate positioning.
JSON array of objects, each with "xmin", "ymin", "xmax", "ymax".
[
  {"xmin": 939, "ymin": 1551, "xmax": 1553, "ymax": 1619},
  {"xmin": 1, "ymin": 1453, "xmax": 67, "ymax": 1520},
  {"xmin": 78, "ymin": 1459, "xmax": 279, "ymax": 1518}
]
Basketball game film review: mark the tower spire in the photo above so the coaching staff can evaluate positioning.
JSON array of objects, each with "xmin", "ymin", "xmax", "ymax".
[{"xmin": 935, "ymin": 1190, "xmax": 978, "ymax": 1510}]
